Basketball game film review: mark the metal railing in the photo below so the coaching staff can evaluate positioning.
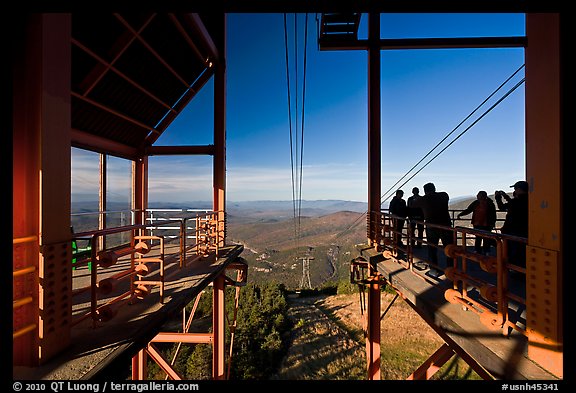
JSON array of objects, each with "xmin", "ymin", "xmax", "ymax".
[
  {"xmin": 70, "ymin": 210, "xmax": 225, "ymax": 328},
  {"xmin": 374, "ymin": 209, "xmax": 527, "ymax": 336}
]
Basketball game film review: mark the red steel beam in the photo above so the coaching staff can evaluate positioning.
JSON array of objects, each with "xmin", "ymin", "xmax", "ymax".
[
  {"xmin": 71, "ymin": 91, "xmax": 157, "ymax": 134},
  {"xmin": 14, "ymin": 13, "xmax": 74, "ymax": 365},
  {"xmin": 146, "ymin": 344, "xmax": 182, "ymax": 380},
  {"xmin": 367, "ymin": 12, "xmax": 381, "ymax": 248},
  {"xmin": 71, "ymin": 128, "xmax": 139, "ymax": 160},
  {"xmin": 145, "ymin": 145, "xmax": 215, "ymax": 156},
  {"xmin": 319, "ymin": 36, "xmax": 526, "ymax": 51},
  {"xmin": 81, "ymin": 14, "xmax": 156, "ymax": 97},
  {"xmin": 144, "ymin": 65, "xmax": 214, "ymax": 146},
  {"xmin": 169, "ymin": 14, "xmax": 208, "ymax": 63},
  {"xmin": 114, "ymin": 13, "xmax": 190, "ymax": 88},
  {"xmin": 365, "ymin": 275, "xmax": 381, "ymax": 379},
  {"xmin": 524, "ymin": 13, "xmax": 563, "ymax": 379},
  {"xmin": 213, "ymin": 13, "xmax": 226, "ymax": 246},
  {"xmin": 212, "ymin": 274, "xmax": 226, "ymax": 379},
  {"xmin": 72, "ymin": 37, "xmax": 176, "ymax": 113},
  {"xmin": 187, "ymin": 13, "xmax": 220, "ymax": 62},
  {"xmin": 152, "ymin": 332, "xmax": 213, "ymax": 344},
  {"xmin": 365, "ymin": 12, "xmax": 382, "ymax": 380},
  {"xmin": 407, "ymin": 343, "xmax": 455, "ymax": 380}
]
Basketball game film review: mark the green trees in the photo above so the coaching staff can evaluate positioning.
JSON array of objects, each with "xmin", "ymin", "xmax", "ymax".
[
  {"xmin": 149, "ymin": 282, "xmax": 291, "ymax": 380},
  {"xmin": 223, "ymin": 282, "xmax": 290, "ymax": 379}
]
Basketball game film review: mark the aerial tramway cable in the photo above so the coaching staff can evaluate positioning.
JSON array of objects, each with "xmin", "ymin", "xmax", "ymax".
[
  {"xmin": 378, "ymin": 64, "xmax": 526, "ymax": 205},
  {"xmin": 284, "ymin": 13, "xmax": 309, "ymax": 253},
  {"xmin": 283, "ymin": 13, "xmax": 298, "ymax": 244},
  {"xmin": 337, "ymin": 64, "xmax": 526, "ymax": 238}
]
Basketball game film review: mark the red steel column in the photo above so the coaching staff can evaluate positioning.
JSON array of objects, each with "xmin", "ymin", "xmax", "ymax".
[
  {"xmin": 13, "ymin": 14, "xmax": 42, "ymax": 367},
  {"xmin": 133, "ymin": 156, "xmax": 148, "ymax": 227},
  {"xmin": 213, "ymin": 13, "xmax": 226, "ymax": 247},
  {"xmin": 367, "ymin": 12, "xmax": 381, "ymax": 247},
  {"xmin": 212, "ymin": 274, "xmax": 226, "ymax": 379},
  {"xmin": 99, "ymin": 153, "xmax": 107, "ymax": 250},
  {"xmin": 366, "ymin": 12, "xmax": 382, "ymax": 380},
  {"xmin": 13, "ymin": 14, "xmax": 73, "ymax": 365},
  {"xmin": 525, "ymin": 13, "xmax": 562, "ymax": 379},
  {"xmin": 366, "ymin": 274, "xmax": 381, "ymax": 380}
]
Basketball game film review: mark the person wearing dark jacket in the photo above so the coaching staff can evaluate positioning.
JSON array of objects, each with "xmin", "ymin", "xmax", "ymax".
[
  {"xmin": 411, "ymin": 182, "xmax": 454, "ymax": 273},
  {"xmin": 495, "ymin": 180, "xmax": 529, "ymax": 268},
  {"xmin": 389, "ymin": 189, "xmax": 407, "ymax": 247},
  {"xmin": 457, "ymin": 190, "xmax": 497, "ymax": 254},
  {"xmin": 407, "ymin": 187, "xmax": 424, "ymax": 248}
]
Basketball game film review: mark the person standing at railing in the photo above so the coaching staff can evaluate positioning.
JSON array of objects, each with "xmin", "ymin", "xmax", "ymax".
[
  {"xmin": 389, "ymin": 189, "xmax": 408, "ymax": 247},
  {"xmin": 457, "ymin": 190, "xmax": 497, "ymax": 255},
  {"xmin": 411, "ymin": 182, "xmax": 454, "ymax": 276},
  {"xmin": 495, "ymin": 180, "xmax": 529, "ymax": 269},
  {"xmin": 407, "ymin": 187, "xmax": 425, "ymax": 248}
]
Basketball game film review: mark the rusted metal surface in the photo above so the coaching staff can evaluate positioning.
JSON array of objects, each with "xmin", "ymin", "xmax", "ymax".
[
  {"xmin": 525, "ymin": 13, "xmax": 563, "ymax": 379},
  {"xmin": 358, "ymin": 242, "xmax": 556, "ymax": 380},
  {"xmin": 407, "ymin": 343, "xmax": 455, "ymax": 380}
]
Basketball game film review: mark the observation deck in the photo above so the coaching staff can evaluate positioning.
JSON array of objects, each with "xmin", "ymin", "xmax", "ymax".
[
  {"xmin": 353, "ymin": 210, "xmax": 560, "ymax": 380},
  {"xmin": 14, "ymin": 212, "xmax": 245, "ymax": 380}
]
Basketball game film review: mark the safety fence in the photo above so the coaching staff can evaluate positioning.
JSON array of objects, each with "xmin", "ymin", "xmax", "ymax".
[
  {"xmin": 368, "ymin": 209, "xmax": 527, "ymax": 336},
  {"xmin": 12, "ymin": 209, "xmax": 225, "ymax": 341},
  {"xmin": 70, "ymin": 210, "xmax": 224, "ymax": 328}
]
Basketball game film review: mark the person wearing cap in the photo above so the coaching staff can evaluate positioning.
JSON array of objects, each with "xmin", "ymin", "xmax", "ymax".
[{"xmin": 495, "ymin": 180, "xmax": 529, "ymax": 268}]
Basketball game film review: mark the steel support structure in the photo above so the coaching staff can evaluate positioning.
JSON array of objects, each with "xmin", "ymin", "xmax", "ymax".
[
  {"xmin": 213, "ymin": 14, "xmax": 227, "ymax": 249},
  {"xmin": 524, "ymin": 13, "xmax": 563, "ymax": 378},
  {"xmin": 131, "ymin": 259, "xmax": 247, "ymax": 380},
  {"xmin": 322, "ymin": 11, "xmax": 563, "ymax": 380},
  {"xmin": 132, "ymin": 156, "xmax": 148, "ymax": 229},
  {"xmin": 367, "ymin": 12, "xmax": 381, "ymax": 250},
  {"xmin": 99, "ymin": 154, "xmax": 107, "ymax": 251},
  {"xmin": 365, "ymin": 12, "xmax": 382, "ymax": 380},
  {"xmin": 407, "ymin": 343, "xmax": 455, "ymax": 380},
  {"xmin": 12, "ymin": 14, "xmax": 73, "ymax": 366}
]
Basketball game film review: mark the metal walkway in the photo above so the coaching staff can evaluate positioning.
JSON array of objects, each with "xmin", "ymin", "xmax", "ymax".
[{"xmin": 13, "ymin": 244, "xmax": 244, "ymax": 380}]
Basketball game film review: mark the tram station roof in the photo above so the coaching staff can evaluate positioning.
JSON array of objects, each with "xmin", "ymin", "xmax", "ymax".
[{"xmin": 70, "ymin": 13, "xmax": 222, "ymax": 159}]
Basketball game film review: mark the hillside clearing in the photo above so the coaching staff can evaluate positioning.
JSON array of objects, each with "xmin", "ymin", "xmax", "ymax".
[{"xmin": 273, "ymin": 292, "xmax": 482, "ymax": 380}]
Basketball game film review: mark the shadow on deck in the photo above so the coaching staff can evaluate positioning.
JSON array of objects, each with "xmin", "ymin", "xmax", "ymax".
[{"xmin": 357, "ymin": 243, "xmax": 557, "ymax": 380}]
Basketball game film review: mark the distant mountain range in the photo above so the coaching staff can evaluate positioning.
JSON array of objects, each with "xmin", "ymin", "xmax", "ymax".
[
  {"xmin": 71, "ymin": 197, "xmax": 490, "ymax": 289},
  {"xmin": 71, "ymin": 199, "xmax": 369, "ymax": 219},
  {"xmin": 72, "ymin": 197, "xmax": 477, "ymax": 215}
]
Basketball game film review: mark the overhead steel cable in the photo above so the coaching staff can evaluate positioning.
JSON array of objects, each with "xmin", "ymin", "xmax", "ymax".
[
  {"xmin": 379, "ymin": 63, "xmax": 526, "ymax": 205},
  {"xmin": 298, "ymin": 13, "xmax": 309, "ymax": 233},
  {"xmin": 381, "ymin": 76, "xmax": 526, "ymax": 204},
  {"xmin": 337, "ymin": 64, "xmax": 526, "ymax": 238},
  {"xmin": 283, "ymin": 13, "xmax": 298, "ymax": 244},
  {"xmin": 284, "ymin": 13, "xmax": 309, "ymax": 253}
]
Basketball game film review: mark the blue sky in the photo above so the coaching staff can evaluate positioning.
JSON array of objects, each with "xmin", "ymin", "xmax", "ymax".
[{"xmin": 72, "ymin": 13, "xmax": 526, "ymax": 205}]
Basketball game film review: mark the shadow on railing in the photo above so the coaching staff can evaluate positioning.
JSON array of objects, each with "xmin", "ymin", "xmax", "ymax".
[{"xmin": 372, "ymin": 209, "xmax": 527, "ymax": 336}]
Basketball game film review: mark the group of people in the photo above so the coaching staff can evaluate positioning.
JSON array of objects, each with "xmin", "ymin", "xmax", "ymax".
[{"xmin": 388, "ymin": 180, "xmax": 529, "ymax": 273}]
